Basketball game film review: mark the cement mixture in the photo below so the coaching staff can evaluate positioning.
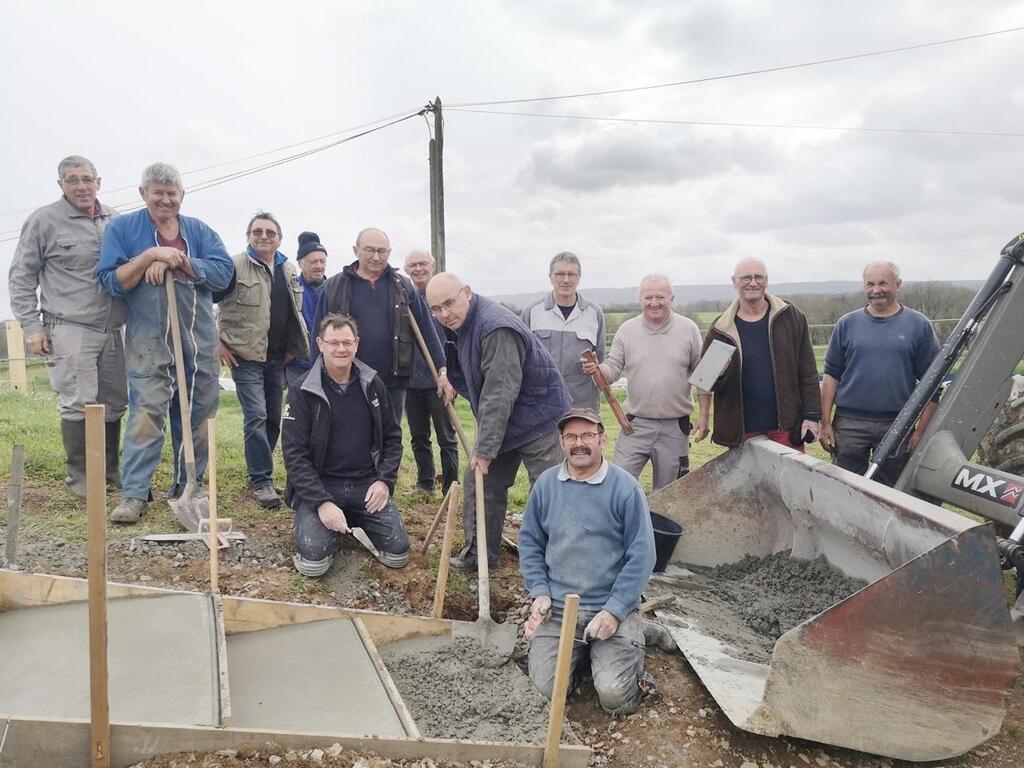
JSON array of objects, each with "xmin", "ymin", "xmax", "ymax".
[
  {"xmin": 659, "ymin": 551, "xmax": 867, "ymax": 663},
  {"xmin": 381, "ymin": 635, "xmax": 552, "ymax": 743}
]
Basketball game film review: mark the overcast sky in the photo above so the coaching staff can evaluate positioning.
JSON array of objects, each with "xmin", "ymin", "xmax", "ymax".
[{"xmin": 2, "ymin": 1, "xmax": 1023, "ymax": 314}]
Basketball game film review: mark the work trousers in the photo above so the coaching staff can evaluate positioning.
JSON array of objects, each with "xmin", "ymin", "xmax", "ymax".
[
  {"xmin": 462, "ymin": 430, "xmax": 562, "ymax": 566},
  {"xmin": 405, "ymin": 385, "xmax": 459, "ymax": 492},
  {"xmin": 386, "ymin": 384, "xmax": 406, "ymax": 428},
  {"xmin": 231, "ymin": 359, "xmax": 285, "ymax": 489},
  {"xmin": 293, "ymin": 479, "xmax": 410, "ymax": 560},
  {"xmin": 833, "ymin": 414, "xmax": 907, "ymax": 487},
  {"xmin": 45, "ymin": 323, "xmax": 127, "ymax": 422},
  {"xmin": 121, "ymin": 364, "xmax": 218, "ymax": 501},
  {"xmin": 613, "ymin": 416, "xmax": 689, "ymax": 491},
  {"xmin": 529, "ymin": 609, "xmax": 645, "ymax": 716}
]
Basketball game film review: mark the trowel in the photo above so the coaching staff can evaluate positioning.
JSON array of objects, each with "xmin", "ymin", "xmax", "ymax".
[{"xmin": 350, "ymin": 527, "xmax": 381, "ymax": 559}]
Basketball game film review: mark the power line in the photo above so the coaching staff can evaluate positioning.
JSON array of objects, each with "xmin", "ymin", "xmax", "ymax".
[
  {"xmin": 447, "ymin": 107, "xmax": 1024, "ymax": 138},
  {"xmin": 449, "ymin": 25, "xmax": 1024, "ymax": 108}
]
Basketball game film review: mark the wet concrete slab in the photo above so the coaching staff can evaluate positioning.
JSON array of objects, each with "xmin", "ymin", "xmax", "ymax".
[
  {"xmin": 0, "ymin": 594, "xmax": 219, "ymax": 725},
  {"xmin": 225, "ymin": 618, "xmax": 406, "ymax": 737}
]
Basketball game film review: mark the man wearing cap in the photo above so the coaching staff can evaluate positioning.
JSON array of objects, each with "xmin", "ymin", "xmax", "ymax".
[
  {"xmin": 521, "ymin": 252, "xmax": 605, "ymax": 411},
  {"xmin": 8, "ymin": 154, "xmax": 126, "ymax": 497},
  {"xmin": 286, "ymin": 231, "xmax": 329, "ymax": 388},
  {"xmin": 404, "ymin": 249, "xmax": 459, "ymax": 494},
  {"xmin": 425, "ymin": 272, "xmax": 571, "ymax": 571},
  {"xmin": 520, "ymin": 407, "xmax": 657, "ymax": 716},
  {"xmin": 216, "ymin": 212, "xmax": 309, "ymax": 509}
]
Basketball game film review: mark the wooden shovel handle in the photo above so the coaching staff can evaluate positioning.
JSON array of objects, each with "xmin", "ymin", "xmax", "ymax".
[
  {"xmin": 164, "ymin": 273, "xmax": 196, "ymax": 469},
  {"xmin": 582, "ymin": 349, "xmax": 633, "ymax": 434}
]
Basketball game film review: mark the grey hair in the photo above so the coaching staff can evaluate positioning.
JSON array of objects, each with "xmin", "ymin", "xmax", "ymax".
[
  {"xmin": 638, "ymin": 273, "xmax": 674, "ymax": 300},
  {"xmin": 57, "ymin": 155, "xmax": 97, "ymax": 179},
  {"xmin": 863, "ymin": 260, "xmax": 901, "ymax": 281},
  {"xmin": 549, "ymin": 251, "xmax": 581, "ymax": 275},
  {"xmin": 355, "ymin": 227, "xmax": 389, "ymax": 248},
  {"xmin": 140, "ymin": 162, "xmax": 183, "ymax": 191}
]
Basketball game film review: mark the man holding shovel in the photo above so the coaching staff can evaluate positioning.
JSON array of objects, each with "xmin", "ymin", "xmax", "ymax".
[
  {"xmin": 520, "ymin": 407, "xmax": 656, "ymax": 715},
  {"xmin": 426, "ymin": 272, "xmax": 571, "ymax": 572},
  {"xmin": 97, "ymin": 162, "xmax": 233, "ymax": 523},
  {"xmin": 282, "ymin": 314, "xmax": 410, "ymax": 576}
]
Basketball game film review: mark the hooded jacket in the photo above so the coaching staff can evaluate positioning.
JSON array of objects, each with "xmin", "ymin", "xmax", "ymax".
[{"xmin": 702, "ymin": 292, "xmax": 821, "ymax": 447}]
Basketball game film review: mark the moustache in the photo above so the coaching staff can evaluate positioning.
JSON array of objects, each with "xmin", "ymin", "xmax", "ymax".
[{"xmin": 570, "ymin": 446, "xmax": 591, "ymax": 456}]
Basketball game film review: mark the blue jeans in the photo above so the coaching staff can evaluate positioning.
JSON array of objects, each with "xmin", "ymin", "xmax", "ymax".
[
  {"xmin": 231, "ymin": 359, "xmax": 286, "ymax": 489},
  {"xmin": 293, "ymin": 479, "xmax": 410, "ymax": 559}
]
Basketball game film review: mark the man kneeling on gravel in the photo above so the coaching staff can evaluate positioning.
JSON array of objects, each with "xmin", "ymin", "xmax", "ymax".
[
  {"xmin": 519, "ymin": 407, "xmax": 657, "ymax": 715},
  {"xmin": 282, "ymin": 313, "xmax": 410, "ymax": 576}
]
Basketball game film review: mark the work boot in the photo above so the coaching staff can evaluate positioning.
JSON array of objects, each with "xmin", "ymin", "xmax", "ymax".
[
  {"xmin": 105, "ymin": 419, "xmax": 122, "ymax": 487},
  {"xmin": 110, "ymin": 497, "xmax": 147, "ymax": 524},
  {"xmin": 59, "ymin": 419, "xmax": 87, "ymax": 498},
  {"xmin": 449, "ymin": 545, "xmax": 498, "ymax": 572},
  {"xmin": 253, "ymin": 484, "xmax": 282, "ymax": 509}
]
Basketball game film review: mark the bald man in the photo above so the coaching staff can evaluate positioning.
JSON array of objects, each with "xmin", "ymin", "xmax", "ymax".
[
  {"xmin": 694, "ymin": 258, "xmax": 821, "ymax": 450},
  {"xmin": 426, "ymin": 272, "xmax": 571, "ymax": 571}
]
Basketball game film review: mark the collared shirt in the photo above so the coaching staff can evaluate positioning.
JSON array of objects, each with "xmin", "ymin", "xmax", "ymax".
[{"xmin": 556, "ymin": 457, "xmax": 610, "ymax": 484}]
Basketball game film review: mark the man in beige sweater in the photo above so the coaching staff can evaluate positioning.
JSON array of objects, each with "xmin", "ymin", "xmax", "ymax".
[{"xmin": 582, "ymin": 274, "xmax": 703, "ymax": 491}]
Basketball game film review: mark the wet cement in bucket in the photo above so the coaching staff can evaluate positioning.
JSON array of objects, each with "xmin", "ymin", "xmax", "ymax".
[
  {"xmin": 381, "ymin": 635, "xmax": 552, "ymax": 742},
  {"xmin": 659, "ymin": 551, "xmax": 867, "ymax": 663}
]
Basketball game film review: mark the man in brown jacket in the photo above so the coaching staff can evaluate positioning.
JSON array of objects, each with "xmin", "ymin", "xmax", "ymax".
[{"xmin": 693, "ymin": 258, "xmax": 821, "ymax": 449}]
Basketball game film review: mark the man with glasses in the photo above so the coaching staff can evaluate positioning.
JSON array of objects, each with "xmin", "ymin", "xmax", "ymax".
[
  {"xmin": 521, "ymin": 252, "xmax": 606, "ymax": 411},
  {"xmin": 425, "ymin": 272, "xmax": 571, "ymax": 571},
  {"xmin": 520, "ymin": 407, "xmax": 656, "ymax": 715},
  {"xmin": 315, "ymin": 227, "xmax": 451, "ymax": 423},
  {"xmin": 694, "ymin": 258, "xmax": 821, "ymax": 450},
  {"xmin": 216, "ymin": 212, "xmax": 309, "ymax": 508},
  {"xmin": 8, "ymin": 155, "xmax": 126, "ymax": 497}
]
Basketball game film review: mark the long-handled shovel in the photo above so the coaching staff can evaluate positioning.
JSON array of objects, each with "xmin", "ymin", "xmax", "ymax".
[
  {"xmin": 407, "ymin": 309, "xmax": 517, "ymax": 657},
  {"xmin": 164, "ymin": 273, "xmax": 210, "ymax": 532}
]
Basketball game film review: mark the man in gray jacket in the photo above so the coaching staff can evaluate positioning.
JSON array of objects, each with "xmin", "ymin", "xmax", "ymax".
[
  {"xmin": 8, "ymin": 155, "xmax": 126, "ymax": 496},
  {"xmin": 521, "ymin": 252, "xmax": 605, "ymax": 411},
  {"xmin": 217, "ymin": 212, "xmax": 309, "ymax": 508}
]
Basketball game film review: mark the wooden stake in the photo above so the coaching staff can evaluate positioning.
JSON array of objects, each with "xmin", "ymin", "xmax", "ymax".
[
  {"xmin": 208, "ymin": 418, "xmax": 219, "ymax": 594},
  {"xmin": 421, "ymin": 483, "xmax": 455, "ymax": 555},
  {"xmin": 5, "ymin": 320, "xmax": 28, "ymax": 392},
  {"xmin": 431, "ymin": 481, "xmax": 461, "ymax": 619},
  {"xmin": 543, "ymin": 593, "xmax": 580, "ymax": 768},
  {"xmin": 85, "ymin": 404, "xmax": 110, "ymax": 768},
  {"xmin": 5, "ymin": 443, "xmax": 25, "ymax": 568}
]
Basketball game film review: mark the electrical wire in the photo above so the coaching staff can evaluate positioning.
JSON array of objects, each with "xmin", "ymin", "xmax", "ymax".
[
  {"xmin": 446, "ymin": 107, "xmax": 1024, "ymax": 138},
  {"xmin": 449, "ymin": 25, "xmax": 1024, "ymax": 108}
]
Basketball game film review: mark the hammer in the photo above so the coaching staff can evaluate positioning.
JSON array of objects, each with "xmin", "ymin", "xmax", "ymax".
[{"xmin": 582, "ymin": 349, "xmax": 633, "ymax": 435}]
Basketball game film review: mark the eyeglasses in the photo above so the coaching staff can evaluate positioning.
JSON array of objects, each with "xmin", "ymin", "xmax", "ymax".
[
  {"xmin": 360, "ymin": 246, "xmax": 391, "ymax": 256},
  {"xmin": 320, "ymin": 338, "xmax": 356, "ymax": 349},
  {"xmin": 560, "ymin": 431, "xmax": 601, "ymax": 445},
  {"xmin": 736, "ymin": 274, "xmax": 767, "ymax": 284},
  {"xmin": 429, "ymin": 295, "xmax": 462, "ymax": 315},
  {"xmin": 250, "ymin": 228, "xmax": 279, "ymax": 238},
  {"xmin": 551, "ymin": 271, "xmax": 580, "ymax": 280},
  {"xmin": 62, "ymin": 176, "xmax": 98, "ymax": 186}
]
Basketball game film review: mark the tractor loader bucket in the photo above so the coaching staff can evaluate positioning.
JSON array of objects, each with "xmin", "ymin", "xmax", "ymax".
[{"xmin": 648, "ymin": 438, "xmax": 1020, "ymax": 762}]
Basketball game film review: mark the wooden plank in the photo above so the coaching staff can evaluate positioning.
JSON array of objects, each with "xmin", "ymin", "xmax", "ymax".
[
  {"xmin": 0, "ymin": 716, "xmax": 591, "ymax": 768},
  {"xmin": 432, "ymin": 481, "xmax": 460, "ymax": 619},
  {"xmin": 420, "ymin": 483, "xmax": 454, "ymax": 554},
  {"xmin": 543, "ymin": 593, "xmax": 580, "ymax": 768},
  {"xmin": 207, "ymin": 419, "xmax": 219, "ymax": 593},
  {"xmin": 85, "ymin": 404, "xmax": 110, "ymax": 768},
  {"xmin": 5, "ymin": 320, "xmax": 28, "ymax": 392},
  {"xmin": 0, "ymin": 570, "xmax": 177, "ymax": 610},
  {"xmin": 212, "ymin": 595, "xmax": 232, "ymax": 727},
  {"xmin": 352, "ymin": 617, "xmax": 421, "ymax": 738},
  {"xmin": 5, "ymin": 443, "xmax": 25, "ymax": 568}
]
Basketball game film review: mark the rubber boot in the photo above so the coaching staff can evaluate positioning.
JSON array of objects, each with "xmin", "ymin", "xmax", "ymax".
[
  {"xmin": 105, "ymin": 419, "xmax": 122, "ymax": 487},
  {"xmin": 59, "ymin": 419, "xmax": 87, "ymax": 498}
]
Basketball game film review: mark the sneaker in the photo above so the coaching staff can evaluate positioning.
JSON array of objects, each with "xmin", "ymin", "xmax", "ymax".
[
  {"xmin": 254, "ymin": 484, "xmax": 282, "ymax": 509},
  {"xmin": 638, "ymin": 670, "xmax": 659, "ymax": 698},
  {"xmin": 110, "ymin": 497, "xmax": 147, "ymax": 524}
]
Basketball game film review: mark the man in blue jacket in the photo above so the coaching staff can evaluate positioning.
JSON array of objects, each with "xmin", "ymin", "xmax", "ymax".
[
  {"xmin": 520, "ymin": 407, "xmax": 656, "ymax": 715},
  {"xmin": 426, "ymin": 272, "xmax": 571, "ymax": 571},
  {"xmin": 97, "ymin": 162, "xmax": 234, "ymax": 523}
]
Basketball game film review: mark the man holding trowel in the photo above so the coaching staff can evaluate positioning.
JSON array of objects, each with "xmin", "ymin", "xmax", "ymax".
[
  {"xmin": 520, "ymin": 407, "xmax": 657, "ymax": 715},
  {"xmin": 693, "ymin": 257, "xmax": 821, "ymax": 449},
  {"xmin": 581, "ymin": 274, "xmax": 702, "ymax": 491},
  {"xmin": 425, "ymin": 272, "xmax": 571, "ymax": 572},
  {"xmin": 97, "ymin": 162, "xmax": 233, "ymax": 524},
  {"xmin": 282, "ymin": 313, "xmax": 410, "ymax": 576}
]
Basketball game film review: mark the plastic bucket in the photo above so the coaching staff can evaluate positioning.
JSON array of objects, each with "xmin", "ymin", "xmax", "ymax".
[{"xmin": 650, "ymin": 512, "xmax": 684, "ymax": 573}]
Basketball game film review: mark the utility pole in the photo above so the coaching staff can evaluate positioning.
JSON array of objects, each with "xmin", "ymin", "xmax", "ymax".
[{"xmin": 427, "ymin": 97, "xmax": 446, "ymax": 271}]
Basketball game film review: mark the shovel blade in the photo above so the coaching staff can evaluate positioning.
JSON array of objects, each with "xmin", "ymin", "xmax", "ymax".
[
  {"xmin": 451, "ymin": 617, "xmax": 519, "ymax": 660},
  {"xmin": 168, "ymin": 486, "xmax": 210, "ymax": 533}
]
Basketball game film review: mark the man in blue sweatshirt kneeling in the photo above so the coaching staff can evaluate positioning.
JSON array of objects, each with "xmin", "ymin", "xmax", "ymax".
[{"xmin": 519, "ymin": 407, "xmax": 657, "ymax": 715}]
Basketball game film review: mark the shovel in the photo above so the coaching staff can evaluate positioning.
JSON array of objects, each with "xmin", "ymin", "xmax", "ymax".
[{"xmin": 164, "ymin": 272, "xmax": 210, "ymax": 532}]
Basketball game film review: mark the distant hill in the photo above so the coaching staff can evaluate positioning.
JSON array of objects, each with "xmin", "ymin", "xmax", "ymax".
[{"xmin": 496, "ymin": 280, "xmax": 983, "ymax": 310}]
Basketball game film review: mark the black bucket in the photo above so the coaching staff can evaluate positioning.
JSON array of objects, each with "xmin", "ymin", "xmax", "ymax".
[{"xmin": 651, "ymin": 512, "xmax": 684, "ymax": 573}]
